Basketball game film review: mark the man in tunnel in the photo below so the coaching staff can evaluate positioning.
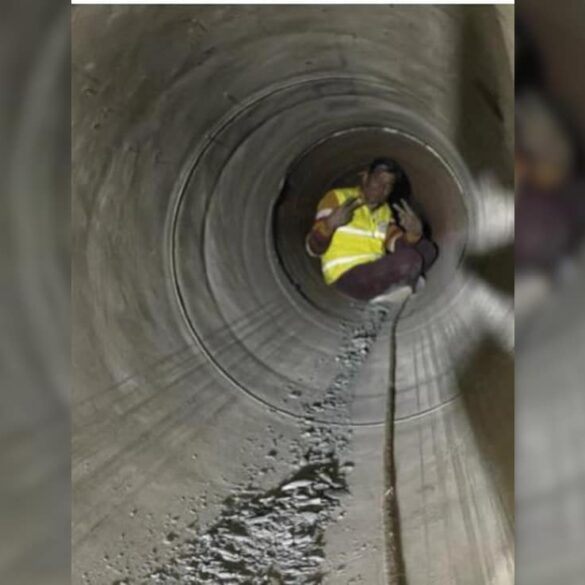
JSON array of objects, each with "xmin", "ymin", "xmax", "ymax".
[
  {"xmin": 306, "ymin": 158, "xmax": 438, "ymax": 303},
  {"xmin": 515, "ymin": 22, "xmax": 585, "ymax": 321}
]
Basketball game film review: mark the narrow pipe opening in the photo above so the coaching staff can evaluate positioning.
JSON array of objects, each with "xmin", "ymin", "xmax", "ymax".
[{"xmin": 274, "ymin": 127, "xmax": 468, "ymax": 319}]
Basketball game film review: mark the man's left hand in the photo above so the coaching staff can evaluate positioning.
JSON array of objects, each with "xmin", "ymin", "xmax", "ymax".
[{"xmin": 393, "ymin": 199, "xmax": 423, "ymax": 240}]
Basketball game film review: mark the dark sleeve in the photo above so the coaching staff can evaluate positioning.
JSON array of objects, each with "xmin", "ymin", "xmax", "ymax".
[{"xmin": 394, "ymin": 237, "xmax": 438, "ymax": 272}]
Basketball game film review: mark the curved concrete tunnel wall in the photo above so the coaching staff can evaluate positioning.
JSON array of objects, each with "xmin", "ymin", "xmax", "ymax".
[{"xmin": 72, "ymin": 6, "xmax": 514, "ymax": 584}]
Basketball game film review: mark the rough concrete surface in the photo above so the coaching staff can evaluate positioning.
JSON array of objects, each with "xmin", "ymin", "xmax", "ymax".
[{"xmin": 72, "ymin": 6, "xmax": 514, "ymax": 584}]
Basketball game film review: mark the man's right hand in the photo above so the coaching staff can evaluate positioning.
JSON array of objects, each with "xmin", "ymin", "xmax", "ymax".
[{"xmin": 324, "ymin": 197, "xmax": 364, "ymax": 233}]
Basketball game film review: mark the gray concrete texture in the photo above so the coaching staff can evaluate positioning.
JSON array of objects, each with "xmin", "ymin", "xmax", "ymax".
[
  {"xmin": 0, "ymin": 5, "xmax": 69, "ymax": 585},
  {"xmin": 72, "ymin": 6, "xmax": 514, "ymax": 584}
]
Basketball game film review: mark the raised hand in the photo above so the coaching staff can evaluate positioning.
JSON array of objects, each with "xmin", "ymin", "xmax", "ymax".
[
  {"xmin": 393, "ymin": 199, "xmax": 423, "ymax": 239},
  {"xmin": 325, "ymin": 197, "xmax": 364, "ymax": 231}
]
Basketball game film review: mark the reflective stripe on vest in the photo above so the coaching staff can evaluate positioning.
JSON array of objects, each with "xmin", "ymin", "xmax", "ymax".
[
  {"xmin": 320, "ymin": 187, "xmax": 393, "ymax": 285},
  {"xmin": 336, "ymin": 226, "xmax": 387, "ymax": 240},
  {"xmin": 322, "ymin": 253, "xmax": 382, "ymax": 272}
]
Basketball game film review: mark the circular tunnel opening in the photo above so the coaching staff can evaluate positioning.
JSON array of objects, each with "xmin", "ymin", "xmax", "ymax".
[
  {"xmin": 172, "ymin": 76, "xmax": 474, "ymax": 351},
  {"xmin": 170, "ymin": 76, "xmax": 476, "ymax": 426},
  {"xmin": 273, "ymin": 126, "xmax": 468, "ymax": 320}
]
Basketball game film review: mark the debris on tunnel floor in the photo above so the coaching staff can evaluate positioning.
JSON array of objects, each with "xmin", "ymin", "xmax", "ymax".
[
  {"xmin": 145, "ymin": 461, "xmax": 348, "ymax": 584},
  {"xmin": 110, "ymin": 308, "xmax": 390, "ymax": 585}
]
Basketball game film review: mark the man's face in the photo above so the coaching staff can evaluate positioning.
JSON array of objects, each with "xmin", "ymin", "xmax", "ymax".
[{"xmin": 362, "ymin": 169, "xmax": 396, "ymax": 206}]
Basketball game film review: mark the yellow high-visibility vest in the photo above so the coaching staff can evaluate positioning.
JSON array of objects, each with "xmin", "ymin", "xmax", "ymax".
[{"xmin": 320, "ymin": 187, "xmax": 395, "ymax": 284}]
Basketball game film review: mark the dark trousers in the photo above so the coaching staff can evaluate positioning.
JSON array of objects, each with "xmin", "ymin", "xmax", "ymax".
[{"xmin": 334, "ymin": 239, "xmax": 438, "ymax": 301}]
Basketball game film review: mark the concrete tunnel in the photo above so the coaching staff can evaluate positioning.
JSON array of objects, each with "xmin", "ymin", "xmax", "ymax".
[{"xmin": 72, "ymin": 6, "xmax": 514, "ymax": 584}]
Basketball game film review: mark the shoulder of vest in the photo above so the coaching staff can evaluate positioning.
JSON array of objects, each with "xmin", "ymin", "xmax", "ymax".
[
  {"xmin": 319, "ymin": 190, "xmax": 342, "ymax": 210},
  {"xmin": 382, "ymin": 202, "xmax": 393, "ymax": 217},
  {"xmin": 332, "ymin": 186, "xmax": 361, "ymax": 201}
]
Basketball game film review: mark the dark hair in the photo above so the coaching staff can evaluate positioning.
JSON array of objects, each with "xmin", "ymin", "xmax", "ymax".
[
  {"xmin": 516, "ymin": 20, "xmax": 543, "ymax": 94},
  {"xmin": 368, "ymin": 157, "xmax": 404, "ymax": 181}
]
